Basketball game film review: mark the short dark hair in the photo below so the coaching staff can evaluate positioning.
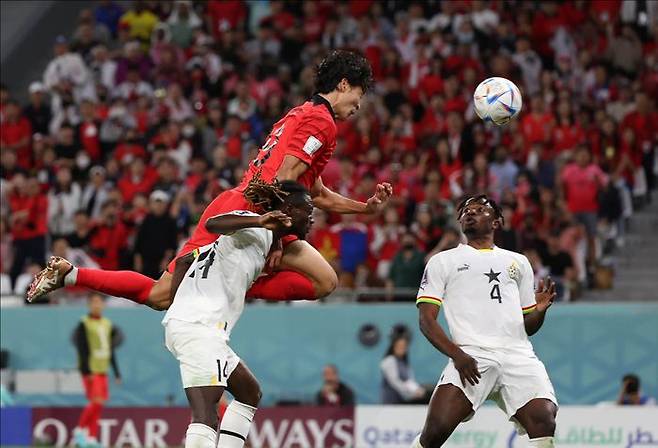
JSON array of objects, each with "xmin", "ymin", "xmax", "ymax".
[
  {"xmin": 457, "ymin": 194, "xmax": 504, "ymax": 225},
  {"xmin": 315, "ymin": 50, "xmax": 373, "ymax": 94},
  {"xmin": 623, "ymin": 374, "xmax": 640, "ymax": 393}
]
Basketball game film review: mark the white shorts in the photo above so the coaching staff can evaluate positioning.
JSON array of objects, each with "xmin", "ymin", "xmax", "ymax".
[
  {"xmin": 164, "ymin": 319, "xmax": 240, "ymax": 389},
  {"xmin": 437, "ymin": 346, "xmax": 557, "ymax": 435}
]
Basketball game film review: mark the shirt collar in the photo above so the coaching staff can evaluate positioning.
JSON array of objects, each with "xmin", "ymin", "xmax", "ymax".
[{"xmin": 312, "ymin": 94, "xmax": 336, "ymax": 121}]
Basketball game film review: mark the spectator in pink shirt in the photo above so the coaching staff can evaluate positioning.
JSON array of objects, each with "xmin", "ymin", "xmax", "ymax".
[{"xmin": 561, "ymin": 145, "xmax": 608, "ymax": 277}]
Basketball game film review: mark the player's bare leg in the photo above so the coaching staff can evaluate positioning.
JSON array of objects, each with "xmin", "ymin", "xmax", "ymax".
[
  {"xmin": 29, "ymin": 240, "xmax": 336, "ymax": 306},
  {"xmin": 184, "ymin": 362, "xmax": 260, "ymax": 448},
  {"xmin": 278, "ymin": 240, "xmax": 338, "ymax": 297},
  {"xmin": 412, "ymin": 384, "xmax": 473, "ymax": 448},
  {"xmin": 185, "ymin": 386, "xmax": 224, "ymax": 448},
  {"xmin": 247, "ymin": 240, "xmax": 338, "ymax": 301},
  {"xmin": 512, "ymin": 398, "xmax": 557, "ymax": 447},
  {"xmin": 27, "ymin": 256, "xmax": 173, "ymax": 310}
]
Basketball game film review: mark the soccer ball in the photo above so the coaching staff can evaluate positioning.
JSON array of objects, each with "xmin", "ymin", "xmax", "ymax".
[{"xmin": 473, "ymin": 77, "xmax": 522, "ymax": 126}]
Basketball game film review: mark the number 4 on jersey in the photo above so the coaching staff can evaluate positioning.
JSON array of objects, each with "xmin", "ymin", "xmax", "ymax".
[{"xmin": 490, "ymin": 284, "xmax": 502, "ymax": 303}]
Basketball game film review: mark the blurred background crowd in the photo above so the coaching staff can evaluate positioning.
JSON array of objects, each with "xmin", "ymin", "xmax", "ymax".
[{"xmin": 1, "ymin": 0, "xmax": 657, "ymax": 303}]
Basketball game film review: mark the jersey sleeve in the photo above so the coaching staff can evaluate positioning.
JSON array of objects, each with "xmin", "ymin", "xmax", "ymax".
[
  {"xmin": 285, "ymin": 113, "xmax": 334, "ymax": 166},
  {"xmin": 519, "ymin": 255, "xmax": 537, "ymax": 314},
  {"xmin": 416, "ymin": 255, "xmax": 446, "ymax": 308}
]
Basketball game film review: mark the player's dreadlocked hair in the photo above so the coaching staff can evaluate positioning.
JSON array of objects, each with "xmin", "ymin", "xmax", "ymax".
[
  {"xmin": 244, "ymin": 171, "xmax": 310, "ymax": 211},
  {"xmin": 456, "ymin": 194, "xmax": 505, "ymax": 225},
  {"xmin": 315, "ymin": 49, "xmax": 373, "ymax": 94}
]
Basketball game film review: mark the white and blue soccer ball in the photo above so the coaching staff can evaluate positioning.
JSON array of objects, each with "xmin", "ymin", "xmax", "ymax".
[{"xmin": 473, "ymin": 77, "xmax": 522, "ymax": 126}]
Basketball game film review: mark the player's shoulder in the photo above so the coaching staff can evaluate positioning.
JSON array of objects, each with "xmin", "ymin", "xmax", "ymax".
[
  {"xmin": 496, "ymin": 247, "xmax": 530, "ymax": 266},
  {"xmin": 427, "ymin": 245, "xmax": 465, "ymax": 266},
  {"xmin": 303, "ymin": 99, "xmax": 336, "ymax": 127}
]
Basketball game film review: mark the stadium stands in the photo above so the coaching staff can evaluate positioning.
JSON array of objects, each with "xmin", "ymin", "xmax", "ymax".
[{"xmin": 1, "ymin": 0, "xmax": 656, "ymax": 306}]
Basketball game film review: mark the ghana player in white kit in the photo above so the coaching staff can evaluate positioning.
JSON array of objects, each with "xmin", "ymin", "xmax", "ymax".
[
  {"xmin": 412, "ymin": 195, "xmax": 558, "ymax": 448},
  {"xmin": 163, "ymin": 178, "xmax": 313, "ymax": 448}
]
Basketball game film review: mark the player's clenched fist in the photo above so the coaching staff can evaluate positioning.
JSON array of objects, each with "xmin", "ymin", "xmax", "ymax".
[
  {"xmin": 453, "ymin": 350, "xmax": 481, "ymax": 386},
  {"xmin": 258, "ymin": 211, "xmax": 292, "ymax": 230}
]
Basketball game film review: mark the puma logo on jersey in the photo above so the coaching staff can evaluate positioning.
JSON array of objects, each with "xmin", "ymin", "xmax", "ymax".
[{"xmin": 457, "ymin": 263, "xmax": 470, "ymax": 272}]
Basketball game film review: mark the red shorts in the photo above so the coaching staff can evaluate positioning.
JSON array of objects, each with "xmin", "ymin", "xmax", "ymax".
[
  {"xmin": 82, "ymin": 374, "xmax": 109, "ymax": 401},
  {"xmin": 166, "ymin": 188, "xmax": 300, "ymax": 273}
]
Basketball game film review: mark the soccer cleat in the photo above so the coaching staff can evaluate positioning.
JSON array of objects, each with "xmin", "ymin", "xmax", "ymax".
[
  {"xmin": 72, "ymin": 427, "xmax": 89, "ymax": 448},
  {"xmin": 26, "ymin": 256, "xmax": 73, "ymax": 302}
]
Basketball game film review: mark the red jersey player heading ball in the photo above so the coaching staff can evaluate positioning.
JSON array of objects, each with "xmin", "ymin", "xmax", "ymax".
[{"xmin": 29, "ymin": 49, "xmax": 393, "ymax": 308}]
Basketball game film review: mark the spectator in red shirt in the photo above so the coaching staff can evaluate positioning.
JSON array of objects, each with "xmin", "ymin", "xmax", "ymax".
[
  {"xmin": 206, "ymin": 0, "xmax": 246, "ymax": 37},
  {"xmin": 522, "ymin": 97, "xmax": 555, "ymax": 146},
  {"xmin": 561, "ymin": 146, "xmax": 608, "ymax": 275},
  {"xmin": 88, "ymin": 199, "xmax": 129, "ymax": 270},
  {"xmin": 1, "ymin": 100, "xmax": 32, "ymax": 170},
  {"xmin": 117, "ymin": 157, "xmax": 156, "ymax": 203},
  {"xmin": 7, "ymin": 175, "xmax": 48, "ymax": 282}
]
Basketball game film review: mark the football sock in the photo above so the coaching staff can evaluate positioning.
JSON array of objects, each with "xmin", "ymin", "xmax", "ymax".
[
  {"xmin": 217, "ymin": 400, "xmax": 257, "ymax": 448},
  {"xmin": 185, "ymin": 423, "xmax": 217, "ymax": 448},
  {"xmin": 78, "ymin": 402, "xmax": 103, "ymax": 438},
  {"xmin": 74, "ymin": 268, "xmax": 155, "ymax": 304},
  {"xmin": 246, "ymin": 270, "xmax": 317, "ymax": 301},
  {"xmin": 529, "ymin": 436, "xmax": 555, "ymax": 447}
]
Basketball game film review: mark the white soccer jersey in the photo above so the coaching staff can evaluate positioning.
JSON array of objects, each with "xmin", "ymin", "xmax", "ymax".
[
  {"xmin": 162, "ymin": 211, "xmax": 273, "ymax": 339},
  {"xmin": 417, "ymin": 244, "xmax": 537, "ymax": 351}
]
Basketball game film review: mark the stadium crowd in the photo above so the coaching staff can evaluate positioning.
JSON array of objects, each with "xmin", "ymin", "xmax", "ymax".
[{"xmin": 1, "ymin": 0, "xmax": 656, "ymax": 303}]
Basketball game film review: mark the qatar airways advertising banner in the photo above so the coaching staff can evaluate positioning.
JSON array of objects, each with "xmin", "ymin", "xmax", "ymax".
[
  {"xmin": 30, "ymin": 407, "xmax": 191, "ymax": 447},
  {"xmin": 354, "ymin": 405, "xmax": 658, "ymax": 448},
  {"xmin": 7, "ymin": 406, "xmax": 353, "ymax": 447},
  {"xmin": 2, "ymin": 405, "xmax": 656, "ymax": 447}
]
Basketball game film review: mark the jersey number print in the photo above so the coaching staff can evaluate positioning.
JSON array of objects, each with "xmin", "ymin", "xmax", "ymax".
[
  {"xmin": 217, "ymin": 359, "xmax": 229, "ymax": 383},
  {"xmin": 490, "ymin": 284, "xmax": 502, "ymax": 303},
  {"xmin": 253, "ymin": 124, "xmax": 285, "ymax": 167},
  {"xmin": 189, "ymin": 247, "xmax": 216, "ymax": 279},
  {"xmin": 485, "ymin": 268, "xmax": 502, "ymax": 304}
]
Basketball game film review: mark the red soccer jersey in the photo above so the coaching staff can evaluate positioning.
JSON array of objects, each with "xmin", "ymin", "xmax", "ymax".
[{"xmin": 237, "ymin": 95, "xmax": 337, "ymax": 193}]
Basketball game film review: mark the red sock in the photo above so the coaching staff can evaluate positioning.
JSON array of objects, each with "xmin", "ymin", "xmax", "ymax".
[
  {"xmin": 246, "ymin": 270, "xmax": 317, "ymax": 301},
  {"xmin": 77, "ymin": 268, "xmax": 155, "ymax": 304},
  {"xmin": 78, "ymin": 403, "xmax": 94, "ymax": 429},
  {"xmin": 86, "ymin": 402, "xmax": 103, "ymax": 438}
]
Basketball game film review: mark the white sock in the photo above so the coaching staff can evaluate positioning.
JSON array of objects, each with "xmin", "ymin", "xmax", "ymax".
[
  {"xmin": 410, "ymin": 434, "xmax": 424, "ymax": 447},
  {"xmin": 185, "ymin": 423, "xmax": 217, "ymax": 448},
  {"xmin": 64, "ymin": 266, "xmax": 78, "ymax": 286},
  {"xmin": 529, "ymin": 436, "xmax": 555, "ymax": 447},
  {"xmin": 217, "ymin": 400, "xmax": 257, "ymax": 448}
]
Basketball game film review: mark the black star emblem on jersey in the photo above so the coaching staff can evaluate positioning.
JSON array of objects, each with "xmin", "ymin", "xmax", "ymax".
[{"xmin": 484, "ymin": 268, "xmax": 501, "ymax": 283}]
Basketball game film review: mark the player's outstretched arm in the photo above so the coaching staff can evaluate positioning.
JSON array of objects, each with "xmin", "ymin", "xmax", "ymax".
[
  {"xmin": 523, "ymin": 278, "xmax": 556, "ymax": 336},
  {"xmin": 311, "ymin": 176, "xmax": 393, "ymax": 214},
  {"xmin": 418, "ymin": 303, "xmax": 481, "ymax": 386},
  {"xmin": 205, "ymin": 211, "xmax": 291, "ymax": 235}
]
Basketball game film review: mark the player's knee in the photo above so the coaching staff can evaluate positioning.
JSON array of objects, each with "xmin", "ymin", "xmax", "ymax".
[
  {"xmin": 249, "ymin": 383, "xmax": 263, "ymax": 407},
  {"xmin": 535, "ymin": 414, "xmax": 556, "ymax": 436},
  {"xmin": 525, "ymin": 410, "xmax": 556, "ymax": 437},
  {"xmin": 420, "ymin": 426, "xmax": 450, "ymax": 448},
  {"xmin": 191, "ymin": 408, "xmax": 218, "ymax": 428},
  {"xmin": 147, "ymin": 279, "xmax": 173, "ymax": 311},
  {"xmin": 148, "ymin": 299, "xmax": 172, "ymax": 312},
  {"xmin": 314, "ymin": 270, "xmax": 338, "ymax": 298}
]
